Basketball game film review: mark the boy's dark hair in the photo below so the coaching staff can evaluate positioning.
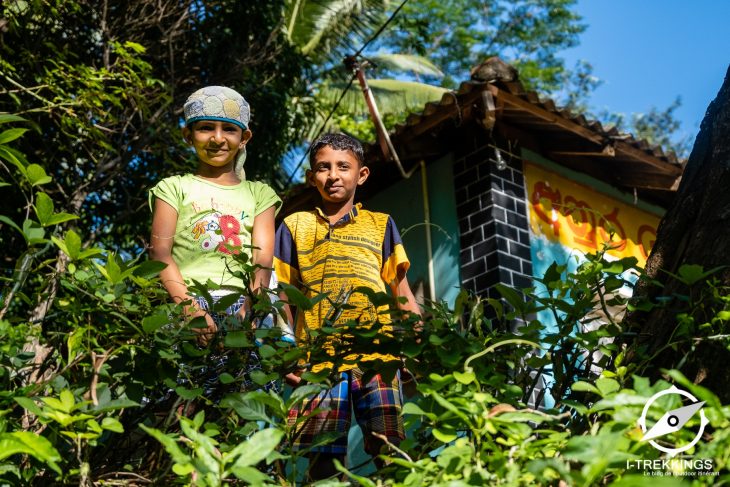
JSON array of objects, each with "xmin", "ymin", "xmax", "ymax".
[{"xmin": 309, "ymin": 133, "xmax": 365, "ymax": 167}]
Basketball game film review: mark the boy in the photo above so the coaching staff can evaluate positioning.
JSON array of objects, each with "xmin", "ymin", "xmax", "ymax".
[{"xmin": 274, "ymin": 133, "xmax": 420, "ymax": 479}]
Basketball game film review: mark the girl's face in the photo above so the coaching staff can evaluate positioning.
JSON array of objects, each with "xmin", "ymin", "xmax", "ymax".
[{"xmin": 183, "ymin": 120, "xmax": 251, "ymax": 168}]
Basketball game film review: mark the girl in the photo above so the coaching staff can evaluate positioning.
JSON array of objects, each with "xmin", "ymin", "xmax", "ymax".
[{"xmin": 149, "ymin": 86, "xmax": 280, "ymax": 396}]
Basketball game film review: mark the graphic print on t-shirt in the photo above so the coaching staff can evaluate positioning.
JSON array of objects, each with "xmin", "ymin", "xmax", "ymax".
[{"xmin": 191, "ymin": 211, "xmax": 243, "ymax": 255}]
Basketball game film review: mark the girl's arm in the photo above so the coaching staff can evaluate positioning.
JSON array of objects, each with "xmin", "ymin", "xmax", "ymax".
[
  {"xmin": 250, "ymin": 205, "xmax": 276, "ymax": 292},
  {"xmin": 150, "ymin": 198, "xmax": 217, "ymax": 342}
]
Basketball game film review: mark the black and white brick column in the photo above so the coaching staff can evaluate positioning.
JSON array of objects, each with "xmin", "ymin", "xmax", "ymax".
[{"xmin": 453, "ymin": 141, "xmax": 533, "ymax": 301}]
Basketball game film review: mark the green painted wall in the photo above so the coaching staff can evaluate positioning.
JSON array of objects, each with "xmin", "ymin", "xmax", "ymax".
[{"xmin": 364, "ymin": 154, "xmax": 461, "ymax": 307}]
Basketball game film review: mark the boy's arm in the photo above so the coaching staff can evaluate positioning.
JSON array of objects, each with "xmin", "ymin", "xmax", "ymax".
[
  {"xmin": 389, "ymin": 268, "xmax": 422, "ymax": 317},
  {"xmin": 273, "ymin": 219, "xmax": 304, "ymax": 387},
  {"xmin": 150, "ymin": 198, "xmax": 217, "ymax": 343}
]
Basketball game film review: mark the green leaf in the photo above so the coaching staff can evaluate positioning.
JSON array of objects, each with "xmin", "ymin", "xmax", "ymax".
[
  {"xmin": 219, "ymin": 373, "xmax": 236, "ymax": 384},
  {"xmin": 561, "ymin": 399, "xmax": 588, "ymax": 415},
  {"xmin": 0, "ymin": 215, "xmax": 24, "ymax": 238},
  {"xmin": 432, "ymin": 425, "xmax": 458, "ymax": 443},
  {"xmin": 67, "ymin": 327, "xmax": 85, "ymax": 363},
  {"xmin": 0, "ymin": 114, "xmax": 28, "ymax": 125},
  {"xmin": 0, "ymin": 128, "xmax": 28, "ymax": 144},
  {"xmin": 595, "ymin": 377, "xmax": 620, "ymax": 397},
  {"xmin": 91, "ymin": 398, "xmax": 140, "ymax": 413},
  {"xmin": 571, "ymin": 381, "xmax": 600, "ymax": 395},
  {"xmin": 14, "ymin": 396, "xmax": 43, "ymax": 417},
  {"xmin": 22, "ymin": 219, "xmax": 45, "ymax": 244},
  {"xmin": 44, "ymin": 212, "xmax": 78, "ymax": 226},
  {"xmin": 101, "ymin": 417, "xmax": 124, "ymax": 433},
  {"xmin": 34, "ymin": 192, "xmax": 54, "ymax": 226},
  {"xmin": 139, "ymin": 424, "xmax": 191, "ymax": 465},
  {"xmin": 453, "ymin": 370, "xmax": 476, "ymax": 385},
  {"xmin": 142, "ymin": 313, "xmax": 169, "ymax": 333},
  {"xmin": 227, "ymin": 428, "xmax": 283, "ymax": 469},
  {"xmin": 401, "ymin": 402, "xmax": 436, "ymax": 420},
  {"xmin": 333, "ymin": 458, "xmax": 377, "ymax": 487},
  {"xmin": 494, "ymin": 283, "xmax": 526, "ymax": 313},
  {"xmin": 175, "ymin": 387, "xmax": 203, "ymax": 400},
  {"xmin": 212, "ymin": 292, "xmax": 243, "ymax": 312},
  {"xmin": 64, "ymin": 229, "xmax": 82, "ymax": 259},
  {"xmin": 26, "ymin": 164, "xmax": 52, "ymax": 186},
  {"xmin": 0, "ymin": 432, "xmax": 62, "ymax": 475},
  {"xmin": 280, "ymin": 284, "xmax": 313, "ymax": 310},
  {"xmin": 0, "ymin": 145, "xmax": 28, "ymax": 172},
  {"xmin": 59, "ymin": 389, "xmax": 76, "ymax": 412},
  {"xmin": 124, "ymin": 41, "xmax": 146, "ymax": 53},
  {"xmin": 228, "ymin": 466, "xmax": 271, "ymax": 484},
  {"xmin": 224, "ymin": 331, "xmax": 251, "ymax": 348},
  {"xmin": 132, "ymin": 260, "xmax": 167, "ymax": 278}
]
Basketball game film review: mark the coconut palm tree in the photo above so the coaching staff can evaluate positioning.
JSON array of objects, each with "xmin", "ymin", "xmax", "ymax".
[{"xmin": 280, "ymin": 0, "xmax": 448, "ymax": 183}]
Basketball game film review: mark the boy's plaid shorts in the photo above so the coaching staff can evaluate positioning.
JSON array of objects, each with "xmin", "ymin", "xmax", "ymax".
[{"xmin": 288, "ymin": 368, "xmax": 404, "ymax": 455}]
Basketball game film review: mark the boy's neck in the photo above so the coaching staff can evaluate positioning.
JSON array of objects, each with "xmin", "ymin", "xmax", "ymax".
[
  {"xmin": 320, "ymin": 200, "xmax": 356, "ymax": 225},
  {"xmin": 195, "ymin": 162, "xmax": 240, "ymax": 186}
]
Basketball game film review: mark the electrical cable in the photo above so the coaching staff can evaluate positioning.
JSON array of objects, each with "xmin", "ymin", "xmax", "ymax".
[
  {"xmin": 283, "ymin": 74, "xmax": 357, "ymax": 186},
  {"xmin": 353, "ymin": 0, "xmax": 410, "ymax": 58}
]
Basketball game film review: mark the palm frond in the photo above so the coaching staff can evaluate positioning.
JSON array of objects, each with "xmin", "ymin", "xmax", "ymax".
[
  {"xmin": 366, "ymin": 53, "xmax": 444, "ymax": 78},
  {"xmin": 284, "ymin": 0, "xmax": 389, "ymax": 62},
  {"xmin": 319, "ymin": 79, "xmax": 448, "ymax": 116}
]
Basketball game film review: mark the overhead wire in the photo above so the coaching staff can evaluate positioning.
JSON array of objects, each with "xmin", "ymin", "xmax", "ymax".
[
  {"xmin": 284, "ymin": 74, "xmax": 357, "ymax": 187},
  {"xmin": 282, "ymin": 0, "xmax": 411, "ymax": 187}
]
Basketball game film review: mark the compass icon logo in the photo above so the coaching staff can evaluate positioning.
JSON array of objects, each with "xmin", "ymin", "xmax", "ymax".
[{"xmin": 638, "ymin": 385, "xmax": 709, "ymax": 455}]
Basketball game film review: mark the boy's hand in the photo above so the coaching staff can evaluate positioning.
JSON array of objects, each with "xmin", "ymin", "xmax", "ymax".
[
  {"xmin": 400, "ymin": 366, "xmax": 418, "ymax": 399},
  {"xmin": 285, "ymin": 369, "xmax": 306, "ymax": 388},
  {"xmin": 185, "ymin": 306, "xmax": 217, "ymax": 346}
]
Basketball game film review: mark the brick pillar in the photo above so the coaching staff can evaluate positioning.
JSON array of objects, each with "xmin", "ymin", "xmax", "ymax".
[{"xmin": 454, "ymin": 142, "xmax": 533, "ymax": 300}]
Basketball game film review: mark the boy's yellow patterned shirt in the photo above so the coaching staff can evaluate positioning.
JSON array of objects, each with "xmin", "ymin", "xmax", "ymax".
[{"xmin": 274, "ymin": 204, "xmax": 410, "ymax": 371}]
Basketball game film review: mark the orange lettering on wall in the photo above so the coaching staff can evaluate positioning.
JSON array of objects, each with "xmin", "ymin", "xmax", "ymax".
[
  {"xmin": 563, "ymin": 195, "xmax": 596, "ymax": 248},
  {"xmin": 531, "ymin": 182, "xmax": 562, "ymax": 237},
  {"xmin": 637, "ymin": 224, "xmax": 657, "ymax": 260}
]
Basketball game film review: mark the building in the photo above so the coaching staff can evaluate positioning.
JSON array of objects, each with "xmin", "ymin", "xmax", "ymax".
[{"xmin": 281, "ymin": 58, "xmax": 684, "ymax": 314}]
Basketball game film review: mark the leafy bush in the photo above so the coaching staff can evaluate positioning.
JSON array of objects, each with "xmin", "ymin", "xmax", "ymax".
[{"xmin": 2, "ymin": 120, "xmax": 729, "ymax": 485}]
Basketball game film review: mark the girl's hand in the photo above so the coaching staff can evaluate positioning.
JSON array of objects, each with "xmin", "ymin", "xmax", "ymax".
[
  {"xmin": 185, "ymin": 305, "xmax": 217, "ymax": 346},
  {"xmin": 236, "ymin": 298, "xmax": 250, "ymax": 325}
]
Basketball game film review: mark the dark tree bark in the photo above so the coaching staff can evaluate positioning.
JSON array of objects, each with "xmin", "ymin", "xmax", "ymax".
[{"xmin": 625, "ymin": 65, "xmax": 730, "ymax": 399}]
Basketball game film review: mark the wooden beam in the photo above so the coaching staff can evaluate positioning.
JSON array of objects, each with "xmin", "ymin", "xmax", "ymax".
[
  {"xmin": 489, "ymin": 85, "xmax": 604, "ymax": 145},
  {"xmin": 550, "ymin": 146, "xmax": 616, "ymax": 157},
  {"xmin": 613, "ymin": 141, "xmax": 683, "ymax": 176},
  {"xmin": 489, "ymin": 85, "xmax": 682, "ymax": 176},
  {"xmin": 612, "ymin": 172, "xmax": 682, "ymax": 191},
  {"xmin": 398, "ymin": 89, "xmax": 484, "ymax": 140}
]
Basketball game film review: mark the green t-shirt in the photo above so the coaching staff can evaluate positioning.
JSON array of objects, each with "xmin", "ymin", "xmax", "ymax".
[{"xmin": 149, "ymin": 174, "xmax": 281, "ymax": 287}]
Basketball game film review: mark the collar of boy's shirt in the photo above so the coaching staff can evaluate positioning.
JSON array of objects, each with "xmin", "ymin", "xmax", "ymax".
[{"xmin": 314, "ymin": 202, "xmax": 361, "ymax": 227}]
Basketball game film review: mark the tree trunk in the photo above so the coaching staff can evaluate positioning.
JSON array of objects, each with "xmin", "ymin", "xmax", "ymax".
[{"xmin": 625, "ymin": 65, "xmax": 730, "ymax": 399}]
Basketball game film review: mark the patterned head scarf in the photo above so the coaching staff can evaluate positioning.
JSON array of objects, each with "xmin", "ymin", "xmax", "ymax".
[{"xmin": 183, "ymin": 86, "xmax": 250, "ymax": 179}]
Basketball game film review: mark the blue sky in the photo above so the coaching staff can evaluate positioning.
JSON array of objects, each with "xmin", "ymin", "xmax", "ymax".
[{"xmin": 561, "ymin": 0, "xmax": 730, "ymax": 149}]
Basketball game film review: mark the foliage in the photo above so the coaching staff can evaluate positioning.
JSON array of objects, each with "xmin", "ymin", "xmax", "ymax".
[
  {"xmin": 2, "ymin": 130, "xmax": 730, "ymax": 485},
  {"xmin": 0, "ymin": 0, "xmax": 308, "ymax": 254},
  {"xmin": 382, "ymin": 0, "xmax": 585, "ymax": 91},
  {"xmin": 600, "ymin": 97, "xmax": 693, "ymax": 159}
]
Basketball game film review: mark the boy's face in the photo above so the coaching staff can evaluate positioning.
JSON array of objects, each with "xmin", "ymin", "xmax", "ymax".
[
  {"xmin": 183, "ymin": 120, "xmax": 251, "ymax": 168},
  {"xmin": 307, "ymin": 146, "xmax": 369, "ymax": 206}
]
